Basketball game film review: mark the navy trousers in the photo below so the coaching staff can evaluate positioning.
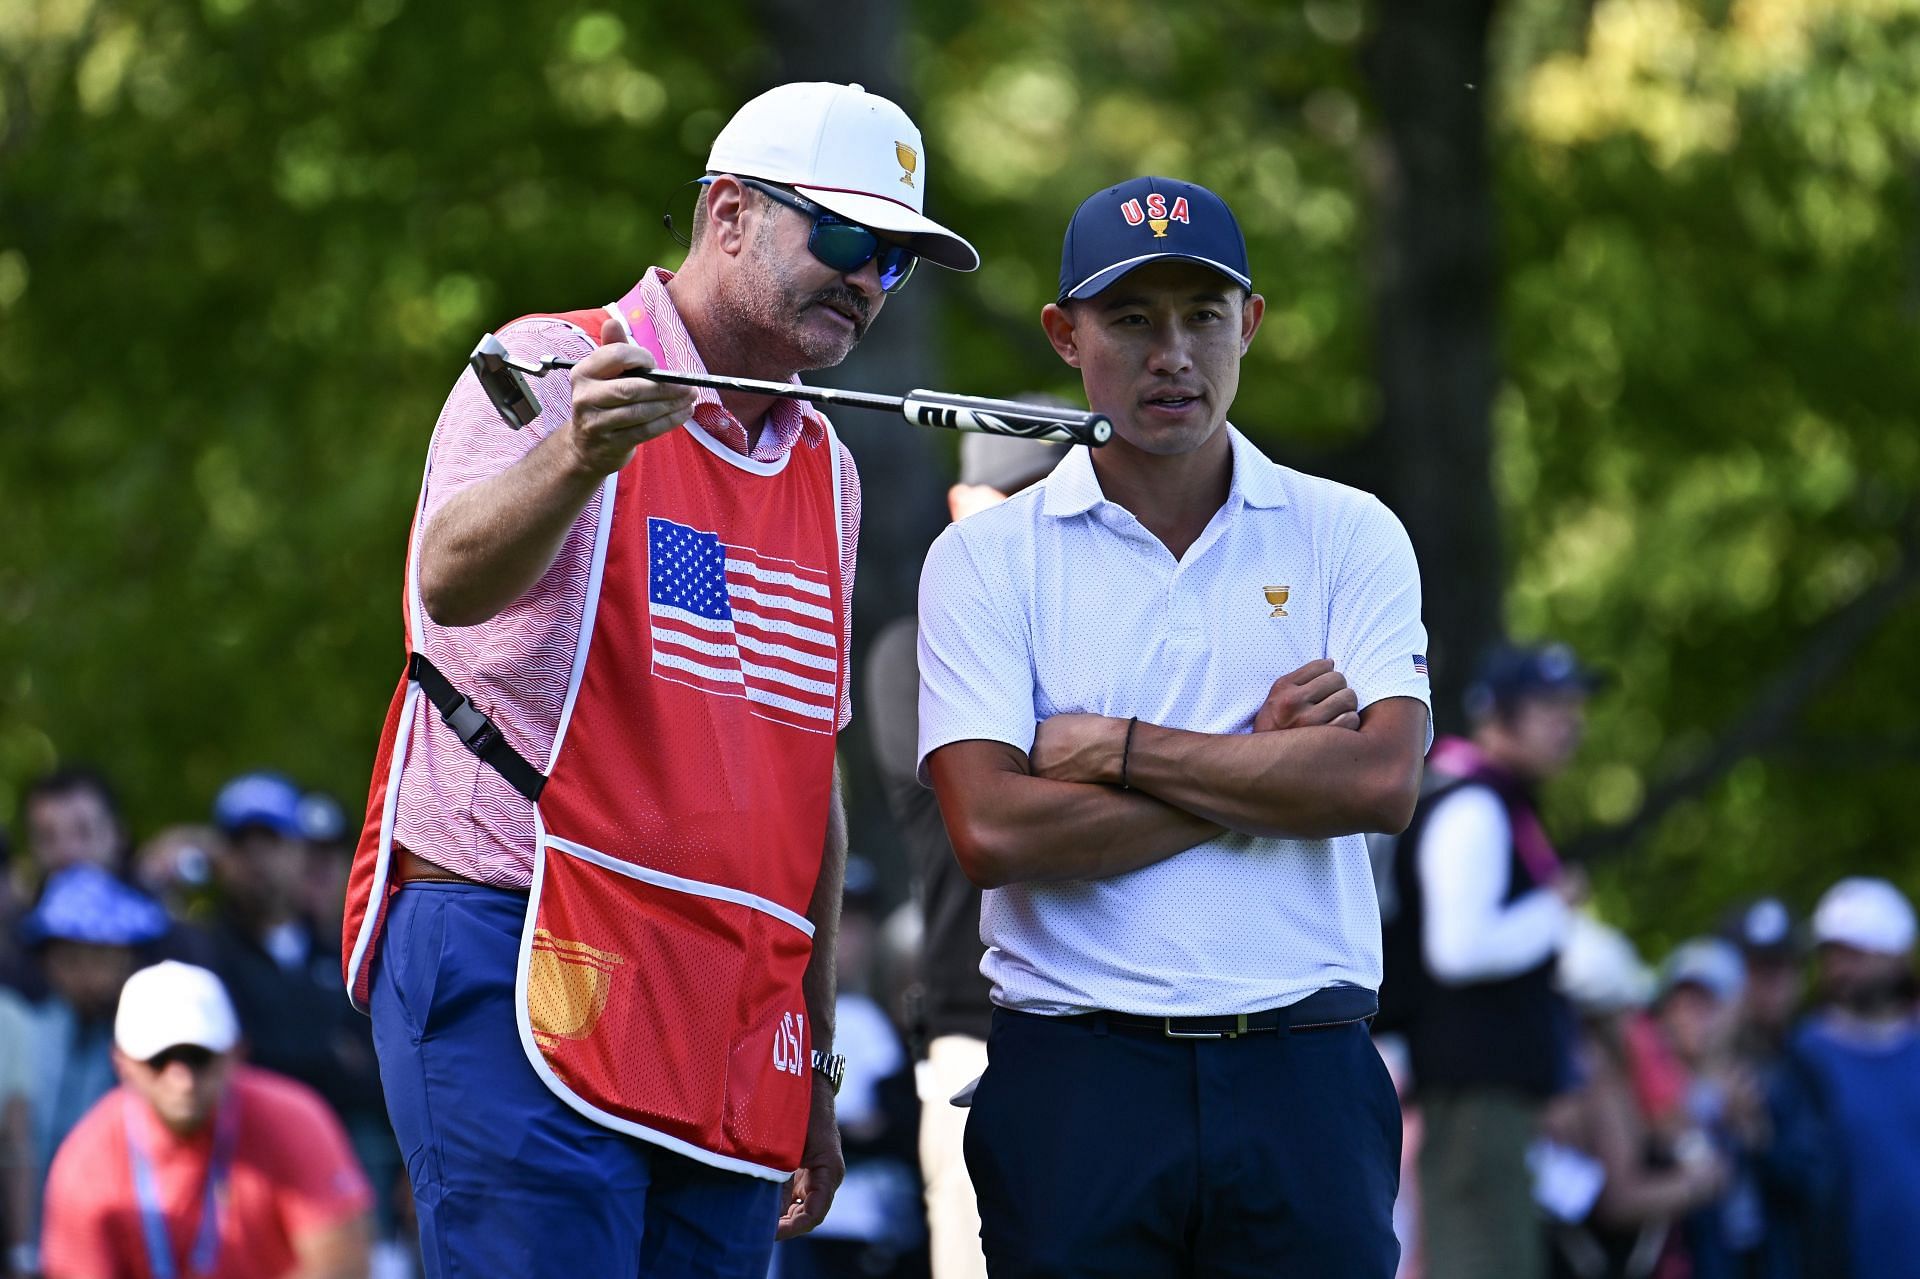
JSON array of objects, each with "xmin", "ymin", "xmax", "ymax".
[
  {"xmin": 964, "ymin": 1007, "xmax": 1402, "ymax": 1277},
  {"xmin": 370, "ymin": 882, "xmax": 782, "ymax": 1279}
]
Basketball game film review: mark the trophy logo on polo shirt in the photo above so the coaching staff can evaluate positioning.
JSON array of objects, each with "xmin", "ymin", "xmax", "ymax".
[{"xmin": 1264, "ymin": 585, "xmax": 1290, "ymax": 617}]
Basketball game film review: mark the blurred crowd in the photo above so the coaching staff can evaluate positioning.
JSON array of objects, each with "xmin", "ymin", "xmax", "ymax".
[
  {"xmin": 0, "ymin": 768, "xmax": 403, "ymax": 1279},
  {"xmin": 1, "ymin": 730, "xmax": 1916, "ymax": 1279},
  {"xmin": 1381, "ymin": 881, "xmax": 1920, "ymax": 1279}
]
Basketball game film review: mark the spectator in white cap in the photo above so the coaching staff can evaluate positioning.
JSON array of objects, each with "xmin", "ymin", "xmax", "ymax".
[
  {"xmin": 340, "ymin": 81, "xmax": 978, "ymax": 1279},
  {"xmin": 40, "ymin": 961, "xmax": 373, "ymax": 1279},
  {"xmin": 1764, "ymin": 877, "xmax": 1920, "ymax": 1279}
]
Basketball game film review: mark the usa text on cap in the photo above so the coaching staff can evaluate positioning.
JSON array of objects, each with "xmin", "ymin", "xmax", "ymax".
[
  {"xmin": 1057, "ymin": 176, "xmax": 1252, "ymax": 302},
  {"xmin": 706, "ymin": 81, "xmax": 978, "ymax": 272}
]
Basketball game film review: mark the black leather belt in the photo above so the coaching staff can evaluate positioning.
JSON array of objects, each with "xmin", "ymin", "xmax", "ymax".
[{"xmin": 1075, "ymin": 984, "xmax": 1378, "ymax": 1041}]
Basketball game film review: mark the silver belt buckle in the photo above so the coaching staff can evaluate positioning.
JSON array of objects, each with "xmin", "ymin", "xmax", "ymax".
[{"xmin": 1163, "ymin": 1013, "xmax": 1249, "ymax": 1040}]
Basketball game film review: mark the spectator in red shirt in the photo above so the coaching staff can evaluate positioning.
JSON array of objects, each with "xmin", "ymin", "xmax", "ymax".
[{"xmin": 40, "ymin": 961, "xmax": 373, "ymax": 1279}]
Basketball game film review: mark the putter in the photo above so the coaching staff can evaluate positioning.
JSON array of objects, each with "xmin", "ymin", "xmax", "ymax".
[{"xmin": 468, "ymin": 332, "xmax": 1113, "ymax": 447}]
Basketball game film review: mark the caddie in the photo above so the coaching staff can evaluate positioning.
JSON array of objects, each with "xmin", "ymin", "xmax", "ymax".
[{"xmin": 339, "ymin": 82, "xmax": 978, "ymax": 1278}]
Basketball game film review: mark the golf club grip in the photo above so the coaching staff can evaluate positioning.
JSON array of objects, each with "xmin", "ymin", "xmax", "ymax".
[{"xmin": 899, "ymin": 390, "xmax": 1113, "ymax": 447}]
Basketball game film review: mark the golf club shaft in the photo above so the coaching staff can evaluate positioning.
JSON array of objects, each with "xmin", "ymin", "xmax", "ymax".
[{"xmin": 550, "ymin": 359, "xmax": 1112, "ymax": 447}]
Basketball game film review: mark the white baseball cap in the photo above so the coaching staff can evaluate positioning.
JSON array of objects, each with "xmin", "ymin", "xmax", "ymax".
[
  {"xmin": 706, "ymin": 82, "xmax": 979, "ymax": 272},
  {"xmin": 115, "ymin": 961, "xmax": 241, "ymax": 1062},
  {"xmin": 1812, "ymin": 877, "xmax": 1917, "ymax": 956}
]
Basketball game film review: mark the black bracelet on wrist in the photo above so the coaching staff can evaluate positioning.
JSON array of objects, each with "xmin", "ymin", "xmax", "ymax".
[{"xmin": 1120, "ymin": 716, "xmax": 1139, "ymax": 790}]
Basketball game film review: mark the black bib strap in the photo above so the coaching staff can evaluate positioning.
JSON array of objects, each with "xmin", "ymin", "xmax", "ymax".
[{"xmin": 407, "ymin": 652, "xmax": 548, "ymax": 802}]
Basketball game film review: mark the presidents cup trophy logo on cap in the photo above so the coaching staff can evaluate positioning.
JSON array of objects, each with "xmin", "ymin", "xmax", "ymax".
[{"xmin": 896, "ymin": 141, "xmax": 917, "ymax": 187}]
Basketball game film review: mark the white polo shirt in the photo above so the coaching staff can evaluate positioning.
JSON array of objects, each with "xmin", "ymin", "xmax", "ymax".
[{"xmin": 916, "ymin": 426, "xmax": 1432, "ymax": 1016}]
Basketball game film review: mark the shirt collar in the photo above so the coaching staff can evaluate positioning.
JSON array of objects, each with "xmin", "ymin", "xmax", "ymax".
[
  {"xmin": 1040, "ymin": 424, "xmax": 1289, "ymax": 518},
  {"xmin": 635, "ymin": 268, "xmax": 828, "ymax": 459}
]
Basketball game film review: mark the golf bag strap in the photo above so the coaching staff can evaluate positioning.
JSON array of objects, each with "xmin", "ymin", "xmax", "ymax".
[{"xmin": 407, "ymin": 652, "xmax": 547, "ymax": 802}]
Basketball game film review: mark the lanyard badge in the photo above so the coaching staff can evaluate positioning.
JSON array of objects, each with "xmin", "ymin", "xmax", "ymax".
[{"xmin": 123, "ymin": 1091, "xmax": 239, "ymax": 1279}]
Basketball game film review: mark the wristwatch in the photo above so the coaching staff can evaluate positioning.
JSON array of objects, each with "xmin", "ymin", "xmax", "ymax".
[{"xmin": 810, "ymin": 1048, "xmax": 846, "ymax": 1096}]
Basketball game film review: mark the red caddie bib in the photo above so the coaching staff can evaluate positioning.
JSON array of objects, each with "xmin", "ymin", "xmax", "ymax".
[{"xmin": 343, "ymin": 287, "xmax": 845, "ymax": 1179}]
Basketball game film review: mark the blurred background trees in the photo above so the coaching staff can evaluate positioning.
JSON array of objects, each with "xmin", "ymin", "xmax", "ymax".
[{"xmin": 3, "ymin": 0, "xmax": 1916, "ymax": 945}]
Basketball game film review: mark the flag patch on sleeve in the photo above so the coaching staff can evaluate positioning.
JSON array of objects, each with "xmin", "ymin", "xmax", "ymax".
[{"xmin": 1412, "ymin": 654, "xmax": 1429, "ymax": 676}]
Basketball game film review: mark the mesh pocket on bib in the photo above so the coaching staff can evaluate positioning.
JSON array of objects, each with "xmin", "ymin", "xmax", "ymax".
[{"xmin": 527, "ymin": 841, "xmax": 813, "ymax": 1171}]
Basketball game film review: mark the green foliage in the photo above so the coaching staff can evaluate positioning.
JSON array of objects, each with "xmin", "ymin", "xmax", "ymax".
[
  {"xmin": 0, "ymin": 0, "xmax": 760, "ymax": 822},
  {"xmin": 2, "ymin": 0, "xmax": 1915, "ymax": 954},
  {"xmin": 1497, "ymin": 0, "xmax": 1920, "ymax": 945}
]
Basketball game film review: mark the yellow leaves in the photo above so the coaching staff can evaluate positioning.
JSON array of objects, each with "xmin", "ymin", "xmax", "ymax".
[
  {"xmin": 547, "ymin": 11, "xmax": 667, "ymax": 126},
  {"xmin": 1589, "ymin": 762, "xmax": 1647, "ymax": 825},
  {"xmin": 569, "ymin": 11, "xmax": 625, "ymax": 61},
  {"xmin": 940, "ymin": 62, "xmax": 1081, "ymax": 196},
  {"xmin": 194, "ymin": 445, "xmax": 264, "ymax": 548},
  {"xmin": 0, "ymin": 250, "xmax": 27, "ymax": 310},
  {"xmin": 1517, "ymin": 0, "xmax": 1920, "ymax": 166},
  {"xmin": 1520, "ymin": 0, "xmax": 1738, "ymax": 165},
  {"xmin": 0, "ymin": 0, "xmax": 97, "ymax": 52},
  {"xmin": 75, "ymin": 15, "xmax": 136, "ymax": 115}
]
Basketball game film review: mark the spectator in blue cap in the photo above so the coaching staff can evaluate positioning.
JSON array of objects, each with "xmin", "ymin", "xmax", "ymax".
[
  {"xmin": 18, "ymin": 866, "xmax": 169, "ymax": 1198},
  {"xmin": 206, "ymin": 773, "xmax": 366, "ymax": 1106},
  {"xmin": 204, "ymin": 771, "xmax": 397, "ymax": 1254},
  {"xmin": 1720, "ymin": 897, "xmax": 1803, "ymax": 1058}
]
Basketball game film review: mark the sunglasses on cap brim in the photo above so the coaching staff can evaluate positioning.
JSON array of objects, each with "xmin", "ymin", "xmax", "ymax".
[
  {"xmin": 145, "ymin": 1044, "xmax": 220, "ymax": 1072},
  {"xmin": 702, "ymin": 175, "xmax": 918, "ymax": 294}
]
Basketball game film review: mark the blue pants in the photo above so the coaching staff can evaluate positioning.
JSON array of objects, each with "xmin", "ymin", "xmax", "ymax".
[
  {"xmin": 370, "ymin": 882, "xmax": 782, "ymax": 1279},
  {"xmin": 964, "ymin": 1007, "xmax": 1402, "ymax": 1277}
]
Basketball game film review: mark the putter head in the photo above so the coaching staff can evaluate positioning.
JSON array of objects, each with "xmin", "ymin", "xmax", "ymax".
[{"xmin": 468, "ymin": 332, "xmax": 540, "ymax": 429}]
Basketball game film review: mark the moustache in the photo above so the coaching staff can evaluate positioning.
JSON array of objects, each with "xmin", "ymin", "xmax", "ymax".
[{"xmin": 810, "ymin": 288, "xmax": 872, "ymax": 339}]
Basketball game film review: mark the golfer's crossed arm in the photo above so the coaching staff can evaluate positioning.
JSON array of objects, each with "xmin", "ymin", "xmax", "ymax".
[{"xmin": 926, "ymin": 662, "xmax": 1429, "ymax": 889}]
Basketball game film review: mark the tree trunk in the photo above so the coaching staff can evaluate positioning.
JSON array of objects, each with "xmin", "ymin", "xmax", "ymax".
[
  {"xmin": 750, "ymin": 0, "xmax": 950, "ymax": 896},
  {"xmin": 1361, "ymin": 0, "xmax": 1506, "ymax": 736}
]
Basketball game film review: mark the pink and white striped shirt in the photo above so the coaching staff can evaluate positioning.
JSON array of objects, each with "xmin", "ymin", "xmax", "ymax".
[{"xmin": 391, "ymin": 268, "xmax": 861, "ymax": 888}]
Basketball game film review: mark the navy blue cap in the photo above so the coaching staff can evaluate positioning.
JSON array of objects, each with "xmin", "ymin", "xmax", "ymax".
[
  {"xmin": 1466, "ymin": 642, "xmax": 1606, "ymax": 717},
  {"xmin": 212, "ymin": 771, "xmax": 304, "ymax": 838},
  {"xmin": 1721, "ymin": 897, "xmax": 1799, "ymax": 958},
  {"xmin": 1058, "ymin": 177, "xmax": 1252, "ymax": 302}
]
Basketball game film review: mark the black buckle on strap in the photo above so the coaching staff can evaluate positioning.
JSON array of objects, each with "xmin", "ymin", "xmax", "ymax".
[
  {"xmin": 443, "ymin": 695, "xmax": 499, "ymax": 753},
  {"xmin": 407, "ymin": 653, "xmax": 547, "ymax": 802}
]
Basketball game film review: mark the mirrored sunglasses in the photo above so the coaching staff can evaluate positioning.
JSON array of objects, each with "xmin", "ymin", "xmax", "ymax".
[{"xmin": 715, "ymin": 176, "xmax": 918, "ymax": 293}]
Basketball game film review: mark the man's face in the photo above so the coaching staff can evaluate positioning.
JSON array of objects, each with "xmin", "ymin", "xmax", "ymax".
[
  {"xmin": 1740, "ymin": 954, "xmax": 1802, "ymax": 1039},
  {"xmin": 42, "ymin": 941, "xmax": 136, "ymax": 1019},
  {"xmin": 27, "ymin": 789, "xmax": 121, "ymax": 874},
  {"xmin": 720, "ymin": 187, "xmax": 890, "ymax": 373},
  {"xmin": 1816, "ymin": 942, "xmax": 1912, "ymax": 1011},
  {"xmin": 218, "ymin": 827, "xmax": 307, "ymax": 919},
  {"xmin": 1658, "ymin": 983, "xmax": 1736, "ymax": 1065},
  {"xmin": 115, "ymin": 1045, "xmax": 234, "ymax": 1136},
  {"xmin": 1499, "ymin": 690, "xmax": 1587, "ymax": 780},
  {"xmin": 1040, "ymin": 260, "xmax": 1265, "ymax": 459}
]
